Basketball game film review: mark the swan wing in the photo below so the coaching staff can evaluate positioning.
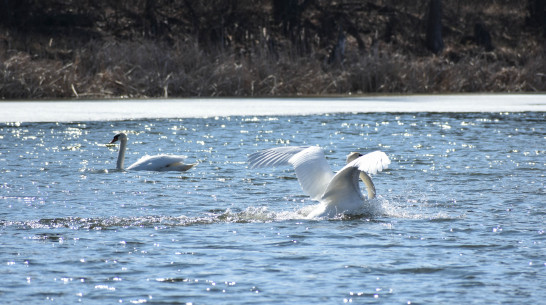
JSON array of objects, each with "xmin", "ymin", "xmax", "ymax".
[
  {"xmin": 248, "ymin": 146, "xmax": 309, "ymax": 168},
  {"xmin": 321, "ymin": 165, "xmax": 364, "ymax": 209},
  {"xmin": 127, "ymin": 154, "xmax": 192, "ymax": 172},
  {"xmin": 288, "ymin": 147, "xmax": 336, "ymax": 200},
  {"xmin": 322, "ymin": 150, "xmax": 390, "ymax": 204},
  {"xmin": 248, "ymin": 146, "xmax": 335, "ymax": 200},
  {"xmin": 352, "ymin": 150, "xmax": 391, "ymax": 175}
]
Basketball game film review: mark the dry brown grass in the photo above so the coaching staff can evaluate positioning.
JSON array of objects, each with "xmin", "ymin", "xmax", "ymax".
[{"xmin": 1, "ymin": 37, "xmax": 544, "ymax": 99}]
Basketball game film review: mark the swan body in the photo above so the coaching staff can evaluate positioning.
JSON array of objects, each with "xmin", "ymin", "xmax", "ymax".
[
  {"xmin": 109, "ymin": 133, "xmax": 196, "ymax": 172},
  {"xmin": 248, "ymin": 146, "xmax": 390, "ymax": 218}
]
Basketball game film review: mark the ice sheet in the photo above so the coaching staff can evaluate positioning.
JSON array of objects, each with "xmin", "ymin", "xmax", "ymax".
[{"xmin": 1, "ymin": 95, "xmax": 545, "ymax": 122}]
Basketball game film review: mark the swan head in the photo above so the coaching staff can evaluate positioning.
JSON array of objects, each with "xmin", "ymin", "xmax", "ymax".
[
  {"xmin": 110, "ymin": 133, "xmax": 127, "ymax": 144},
  {"xmin": 346, "ymin": 152, "xmax": 363, "ymax": 164}
]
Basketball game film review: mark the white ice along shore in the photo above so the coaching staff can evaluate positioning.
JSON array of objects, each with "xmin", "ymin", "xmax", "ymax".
[{"xmin": 1, "ymin": 95, "xmax": 545, "ymax": 123}]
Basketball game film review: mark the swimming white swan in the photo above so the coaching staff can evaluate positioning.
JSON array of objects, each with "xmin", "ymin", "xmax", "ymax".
[
  {"xmin": 109, "ymin": 133, "xmax": 196, "ymax": 172},
  {"xmin": 248, "ymin": 146, "xmax": 390, "ymax": 218}
]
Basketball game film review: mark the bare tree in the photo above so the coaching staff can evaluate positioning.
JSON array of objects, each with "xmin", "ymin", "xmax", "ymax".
[
  {"xmin": 527, "ymin": 0, "xmax": 545, "ymax": 37},
  {"xmin": 425, "ymin": 0, "xmax": 444, "ymax": 54}
]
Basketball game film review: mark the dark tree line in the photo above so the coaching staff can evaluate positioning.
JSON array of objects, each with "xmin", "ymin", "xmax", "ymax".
[
  {"xmin": 1, "ymin": 0, "xmax": 544, "ymax": 98},
  {"xmin": 2, "ymin": 0, "xmax": 544, "ymax": 58}
]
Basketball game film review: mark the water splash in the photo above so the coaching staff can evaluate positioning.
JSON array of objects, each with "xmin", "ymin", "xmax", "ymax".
[{"xmin": 0, "ymin": 200, "xmax": 408, "ymax": 231}]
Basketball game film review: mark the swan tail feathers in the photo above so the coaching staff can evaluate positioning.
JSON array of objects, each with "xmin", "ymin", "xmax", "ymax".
[{"xmin": 166, "ymin": 162, "xmax": 197, "ymax": 172}]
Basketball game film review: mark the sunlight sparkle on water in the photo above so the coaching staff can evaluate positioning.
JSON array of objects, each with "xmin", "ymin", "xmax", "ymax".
[{"xmin": 0, "ymin": 98, "xmax": 544, "ymax": 304}]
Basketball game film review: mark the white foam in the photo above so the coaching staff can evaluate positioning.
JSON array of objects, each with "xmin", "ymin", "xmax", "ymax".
[{"xmin": 2, "ymin": 94, "xmax": 545, "ymax": 123}]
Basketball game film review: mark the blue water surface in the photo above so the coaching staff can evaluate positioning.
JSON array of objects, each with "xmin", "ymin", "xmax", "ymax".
[{"xmin": 1, "ymin": 110, "xmax": 545, "ymax": 304}]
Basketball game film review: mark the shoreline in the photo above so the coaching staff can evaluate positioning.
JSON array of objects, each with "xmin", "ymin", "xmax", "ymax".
[{"xmin": 2, "ymin": 95, "xmax": 545, "ymax": 123}]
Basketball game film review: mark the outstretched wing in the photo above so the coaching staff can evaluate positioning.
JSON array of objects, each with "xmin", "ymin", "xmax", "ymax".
[
  {"xmin": 248, "ymin": 146, "xmax": 309, "ymax": 169},
  {"xmin": 322, "ymin": 150, "xmax": 390, "ymax": 202},
  {"xmin": 352, "ymin": 150, "xmax": 391, "ymax": 175},
  {"xmin": 248, "ymin": 146, "xmax": 335, "ymax": 200}
]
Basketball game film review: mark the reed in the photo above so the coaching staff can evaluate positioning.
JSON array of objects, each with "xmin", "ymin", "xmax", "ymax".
[{"xmin": 1, "ymin": 36, "xmax": 544, "ymax": 99}]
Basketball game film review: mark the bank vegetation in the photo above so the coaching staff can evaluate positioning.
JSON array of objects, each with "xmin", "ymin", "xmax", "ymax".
[{"xmin": 1, "ymin": 0, "xmax": 544, "ymax": 99}]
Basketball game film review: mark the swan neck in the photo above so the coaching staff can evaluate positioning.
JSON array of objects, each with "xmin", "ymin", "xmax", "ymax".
[
  {"xmin": 359, "ymin": 172, "xmax": 376, "ymax": 199},
  {"xmin": 117, "ymin": 138, "xmax": 127, "ymax": 170}
]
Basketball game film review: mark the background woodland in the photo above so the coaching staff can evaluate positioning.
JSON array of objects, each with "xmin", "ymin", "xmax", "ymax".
[{"xmin": 1, "ymin": 0, "xmax": 545, "ymax": 98}]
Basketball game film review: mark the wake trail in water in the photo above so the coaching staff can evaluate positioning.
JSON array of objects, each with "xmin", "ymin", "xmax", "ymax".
[{"xmin": 1, "ymin": 195, "xmax": 458, "ymax": 231}]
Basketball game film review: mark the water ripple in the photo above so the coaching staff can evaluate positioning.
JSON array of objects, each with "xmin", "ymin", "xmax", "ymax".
[{"xmin": 1, "ymin": 111, "xmax": 545, "ymax": 304}]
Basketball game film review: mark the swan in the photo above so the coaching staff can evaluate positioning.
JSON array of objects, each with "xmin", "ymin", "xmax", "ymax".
[
  {"xmin": 248, "ymin": 146, "xmax": 390, "ymax": 218},
  {"xmin": 109, "ymin": 133, "xmax": 196, "ymax": 172}
]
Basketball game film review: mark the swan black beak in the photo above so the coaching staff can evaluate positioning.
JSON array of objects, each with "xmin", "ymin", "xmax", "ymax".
[{"xmin": 109, "ymin": 135, "xmax": 119, "ymax": 144}]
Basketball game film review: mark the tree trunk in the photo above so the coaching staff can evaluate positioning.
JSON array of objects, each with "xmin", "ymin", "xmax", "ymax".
[
  {"xmin": 528, "ymin": 0, "xmax": 546, "ymax": 37},
  {"xmin": 425, "ymin": 0, "xmax": 444, "ymax": 54}
]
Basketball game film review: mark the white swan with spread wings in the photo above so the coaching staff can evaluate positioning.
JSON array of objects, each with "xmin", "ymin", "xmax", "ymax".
[
  {"xmin": 248, "ymin": 146, "xmax": 390, "ymax": 218},
  {"xmin": 109, "ymin": 133, "xmax": 196, "ymax": 172}
]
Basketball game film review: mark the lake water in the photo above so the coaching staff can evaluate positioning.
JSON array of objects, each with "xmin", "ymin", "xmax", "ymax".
[{"xmin": 1, "ymin": 97, "xmax": 545, "ymax": 304}]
